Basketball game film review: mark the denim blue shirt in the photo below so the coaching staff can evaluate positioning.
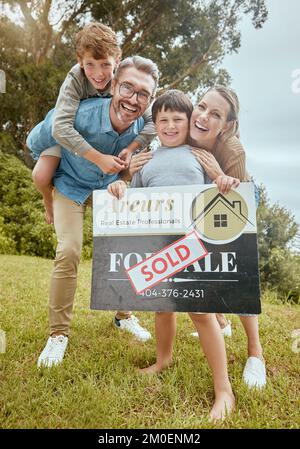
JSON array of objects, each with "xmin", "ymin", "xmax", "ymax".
[{"xmin": 27, "ymin": 98, "xmax": 144, "ymax": 204}]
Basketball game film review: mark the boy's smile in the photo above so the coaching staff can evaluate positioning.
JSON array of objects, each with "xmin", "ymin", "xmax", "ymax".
[
  {"xmin": 79, "ymin": 52, "xmax": 117, "ymax": 92},
  {"xmin": 155, "ymin": 107, "xmax": 189, "ymax": 147}
]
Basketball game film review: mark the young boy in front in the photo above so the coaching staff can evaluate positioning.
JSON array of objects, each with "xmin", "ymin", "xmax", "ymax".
[
  {"xmin": 108, "ymin": 90, "xmax": 236, "ymax": 421},
  {"xmin": 32, "ymin": 22, "xmax": 156, "ymax": 225}
]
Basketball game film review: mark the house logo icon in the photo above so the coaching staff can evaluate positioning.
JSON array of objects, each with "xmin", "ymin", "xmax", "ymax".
[{"xmin": 190, "ymin": 187, "xmax": 254, "ymax": 244}]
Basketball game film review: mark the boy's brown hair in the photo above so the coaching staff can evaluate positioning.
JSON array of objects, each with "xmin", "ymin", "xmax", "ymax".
[
  {"xmin": 75, "ymin": 22, "xmax": 122, "ymax": 61},
  {"xmin": 152, "ymin": 89, "xmax": 193, "ymax": 123}
]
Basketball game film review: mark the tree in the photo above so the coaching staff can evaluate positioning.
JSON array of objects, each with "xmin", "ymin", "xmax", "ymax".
[
  {"xmin": 0, "ymin": 148, "xmax": 93, "ymax": 258},
  {"xmin": 257, "ymin": 186, "xmax": 298, "ymax": 261},
  {"xmin": 90, "ymin": 0, "xmax": 268, "ymax": 93},
  {"xmin": 0, "ymin": 0, "xmax": 268, "ymax": 165},
  {"xmin": 257, "ymin": 185, "xmax": 299, "ymax": 300}
]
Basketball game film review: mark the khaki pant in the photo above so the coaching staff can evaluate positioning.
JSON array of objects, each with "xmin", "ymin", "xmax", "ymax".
[{"xmin": 49, "ymin": 190, "xmax": 131, "ymax": 336}]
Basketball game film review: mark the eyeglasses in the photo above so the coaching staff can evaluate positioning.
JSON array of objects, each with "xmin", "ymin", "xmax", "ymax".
[{"xmin": 118, "ymin": 82, "xmax": 153, "ymax": 105}]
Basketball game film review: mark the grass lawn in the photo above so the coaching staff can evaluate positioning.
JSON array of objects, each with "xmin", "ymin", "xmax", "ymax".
[{"xmin": 0, "ymin": 254, "xmax": 299, "ymax": 429}]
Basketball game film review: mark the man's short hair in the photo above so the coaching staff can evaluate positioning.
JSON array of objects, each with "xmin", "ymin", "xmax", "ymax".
[
  {"xmin": 114, "ymin": 55, "xmax": 159, "ymax": 93},
  {"xmin": 75, "ymin": 22, "xmax": 122, "ymax": 60},
  {"xmin": 152, "ymin": 90, "xmax": 193, "ymax": 123}
]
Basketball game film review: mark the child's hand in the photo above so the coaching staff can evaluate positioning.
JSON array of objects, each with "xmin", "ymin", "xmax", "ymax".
[
  {"xmin": 214, "ymin": 175, "xmax": 240, "ymax": 194},
  {"xmin": 129, "ymin": 148, "xmax": 153, "ymax": 177},
  {"xmin": 107, "ymin": 180, "xmax": 127, "ymax": 199}
]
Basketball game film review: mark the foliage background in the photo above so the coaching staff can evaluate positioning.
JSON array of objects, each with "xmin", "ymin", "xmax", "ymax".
[{"xmin": 0, "ymin": 0, "xmax": 299, "ymax": 301}]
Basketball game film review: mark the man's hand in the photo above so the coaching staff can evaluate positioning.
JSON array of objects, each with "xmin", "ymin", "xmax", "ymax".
[
  {"xmin": 129, "ymin": 148, "xmax": 153, "ymax": 177},
  {"xmin": 191, "ymin": 147, "xmax": 223, "ymax": 180},
  {"xmin": 214, "ymin": 175, "xmax": 240, "ymax": 194},
  {"xmin": 107, "ymin": 180, "xmax": 127, "ymax": 199},
  {"xmin": 118, "ymin": 147, "xmax": 134, "ymax": 166},
  {"xmin": 84, "ymin": 149, "xmax": 127, "ymax": 174},
  {"xmin": 98, "ymin": 153, "xmax": 127, "ymax": 174}
]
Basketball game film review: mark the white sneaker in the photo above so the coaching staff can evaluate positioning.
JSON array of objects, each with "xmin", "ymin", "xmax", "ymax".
[
  {"xmin": 190, "ymin": 320, "xmax": 232, "ymax": 338},
  {"xmin": 37, "ymin": 335, "xmax": 68, "ymax": 368},
  {"xmin": 114, "ymin": 315, "xmax": 151, "ymax": 342},
  {"xmin": 243, "ymin": 356, "xmax": 266, "ymax": 389}
]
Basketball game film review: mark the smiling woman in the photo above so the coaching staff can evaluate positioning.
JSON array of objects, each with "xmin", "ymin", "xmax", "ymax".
[
  {"xmin": 189, "ymin": 85, "xmax": 266, "ymax": 390},
  {"xmin": 190, "ymin": 86, "xmax": 247, "ymax": 181},
  {"xmin": 190, "ymin": 90, "xmax": 233, "ymax": 150}
]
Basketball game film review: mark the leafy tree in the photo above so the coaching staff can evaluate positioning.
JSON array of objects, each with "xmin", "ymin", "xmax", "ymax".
[
  {"xmin": 90, "ymin": 0, "xmax": 268, "ymax": 94},
  {"xmin": 0, "ymin": 0, "xmax": 268, "ymax": 165},
  {"xmin": 0, "ymin": 16, "xmax": 74, "ymax": 166},
  {"xmin": 257, "ymin": 186, "xmax": 298, "ymax": 261},
  {"xmin": 0, "ymin": 150, "xmax": 92, "ymax": 258},
  {"xmin": 0, "ymin": 149, "xmax": 57, "ymax": 257},
  {"xmin": 257, "ymin": 185, "xmax": 299, "ymax": 300}
]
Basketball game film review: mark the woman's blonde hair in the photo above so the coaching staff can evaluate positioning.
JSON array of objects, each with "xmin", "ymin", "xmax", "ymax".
[{"xmin": 202, "ymin": 85, "xmax": 240, "ymax": 141}]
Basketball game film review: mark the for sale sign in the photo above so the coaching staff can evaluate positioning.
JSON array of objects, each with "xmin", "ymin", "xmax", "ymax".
[{"xmin": 91, "ymin": 183, "xmax": 261, "ymax": 313}]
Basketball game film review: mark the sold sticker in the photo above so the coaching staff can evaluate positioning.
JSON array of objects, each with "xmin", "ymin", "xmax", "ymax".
[{"xmin": 126, "ymin": 230, "xmax": 208, "ymax": 294}]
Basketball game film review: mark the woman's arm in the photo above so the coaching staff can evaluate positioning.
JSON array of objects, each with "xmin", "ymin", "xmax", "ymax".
[
  {"xmin": 191, "ymin": 147, "xmax": 240, "ymax": 194},
  {"xmin": 191, "ymin": 147, "xmax": 224, "ymax": 180},
  {"xmin": 215, "ymin": 136, "xmax": 249, "ymax": 181}
]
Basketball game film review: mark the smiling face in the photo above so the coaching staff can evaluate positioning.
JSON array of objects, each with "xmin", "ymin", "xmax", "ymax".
[
  {"xmin": 110, "ymin": 66, "xmax": 155, "ymax": 130},
  {"xmin": 79, "ymin": 52, "xmax": 117, "ymax": 91},
  {"xmin": 155, "ymin": 107, "xmax": 189, "ymax": 147},
  {"xmin": 190, "ymin": 90, "xmax": 232, "ymax": 150}
]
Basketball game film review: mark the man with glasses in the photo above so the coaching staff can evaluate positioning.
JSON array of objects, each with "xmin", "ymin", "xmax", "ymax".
[{"xmin": 26, "ymin": 56, "xmax": 159, "ymax": 367}]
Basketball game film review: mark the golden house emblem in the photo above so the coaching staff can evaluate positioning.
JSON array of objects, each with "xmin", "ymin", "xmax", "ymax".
[{"xmin": 191, "ymin": 187, "xmax": 254, "ymax": 243}]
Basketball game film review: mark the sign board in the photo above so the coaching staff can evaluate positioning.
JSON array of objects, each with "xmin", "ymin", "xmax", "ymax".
[{"xmin": 91, "ymin": 183, "xmax": 261, "ymax": 314}]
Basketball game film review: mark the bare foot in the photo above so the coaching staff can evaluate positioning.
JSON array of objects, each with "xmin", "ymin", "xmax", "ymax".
[
  {"xmin": 209, "ymin": 391, "xmax": 235, "ymax": 422},
  {"xmin": 43, "ymin": 200, "xmax": 54, "ymax": 224},
  {"xmin": 138, "ymin": 361, "xmax": 172, "ymax": 375}
]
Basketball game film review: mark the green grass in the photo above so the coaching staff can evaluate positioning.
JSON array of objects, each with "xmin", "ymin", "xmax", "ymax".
[{"xmin": 0, "ymin": 255, "xmax": 299, "ymax": 429}]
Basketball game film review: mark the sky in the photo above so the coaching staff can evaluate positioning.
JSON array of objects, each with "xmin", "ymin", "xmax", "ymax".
[{"xmin": 222, "ymin": 0, "xmax": 300, "ymax": 226}]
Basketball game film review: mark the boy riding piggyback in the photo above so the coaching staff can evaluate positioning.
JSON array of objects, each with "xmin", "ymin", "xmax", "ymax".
[{"xmin": 32, "ymin": 22, "xmax": 156, "ymax": 224}]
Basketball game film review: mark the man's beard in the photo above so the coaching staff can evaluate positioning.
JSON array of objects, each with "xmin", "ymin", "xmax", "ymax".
[{"xmin": 113, "ymin": 100, "xmax": 140, "ymax": 125}]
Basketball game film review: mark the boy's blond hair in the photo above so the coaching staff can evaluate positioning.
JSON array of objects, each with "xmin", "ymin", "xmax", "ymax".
[{"xmin": 75, "ymin": 22, "xmax": 122, "ymax": 60}]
